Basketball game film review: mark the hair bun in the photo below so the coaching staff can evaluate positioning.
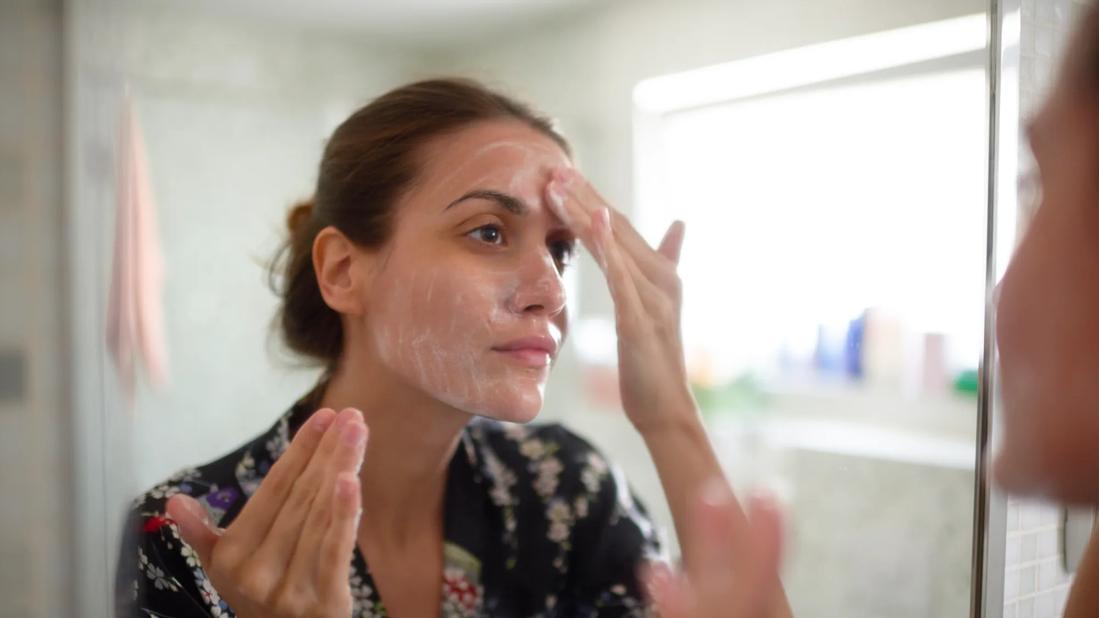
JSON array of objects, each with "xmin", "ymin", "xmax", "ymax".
[{"xmin": 287, "ymin": 199, "xmax": 315, "ymax": 235}]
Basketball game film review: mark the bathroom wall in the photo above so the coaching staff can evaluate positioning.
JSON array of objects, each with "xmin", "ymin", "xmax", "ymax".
[
  {"xmin": 117, "ymin": 6, "xmax": 419, "ymax": 490},
  {"xmin": 1001, "ymin": 2, "xmax": 1091, "ymax": 617},
  {"xmin": 0, "ymin": 1, "xmax": 71, "ymax": 616}
]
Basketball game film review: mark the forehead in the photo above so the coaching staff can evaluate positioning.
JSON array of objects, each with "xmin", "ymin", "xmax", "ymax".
[{"xmin": 419, "ymin": 120, "xmax": 572, "ymax": 192}]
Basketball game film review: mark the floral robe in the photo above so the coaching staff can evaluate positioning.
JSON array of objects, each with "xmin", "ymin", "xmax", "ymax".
[{"xmin": 115, "ymin": 398, "xmax": 664, "ymax": 617}]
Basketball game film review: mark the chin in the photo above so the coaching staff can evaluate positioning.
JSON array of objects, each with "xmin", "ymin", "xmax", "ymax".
[{"xmin": 463, "ymin": 386, "xmax": 545, "ymax": 424}]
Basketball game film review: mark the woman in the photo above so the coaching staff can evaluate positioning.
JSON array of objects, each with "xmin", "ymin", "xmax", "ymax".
[
  {"xmin": 649, "ymin": 4, "xmax": 1099, "ymax": 616},
  {"xmin": 116, "ymin": 78, "xmax": 790, "ymax": 618}
]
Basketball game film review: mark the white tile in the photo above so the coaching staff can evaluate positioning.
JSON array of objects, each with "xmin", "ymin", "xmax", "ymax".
[
  {"xmin": 1038, "ymin": 0, "xmax": 1055, "ymax": 22},
  {"xmin": 1007, "ymin": 535, "xmax": 1022, "ymax": 566},
  {"xmin": 1022, "ymin": 0, "xmax": 1037, "ymax": 20},
  {"xmin": 1005, "ymin": 566, "xmax": 1021, "ymax": 601},
  {"xmin": 1017, "ymin": 596, "xmax": 1035, "ymax": 618},
  {"xmin": 1009, "ymin": 504, "xmax": 1021, "ymax": 532},
  {"xmin": 1020, "ymin": 565, "xmax": 1037, "ymax": 596},
  {"xmin": 1039, "ymin": 529, "xmax": 1059, "ymax": 559},
  {"xmin": 1035, "ymin": 591, "xmax": 1057, "ymax": 618},
  {"xmin": 1036, "ymin": 28, "xmax": 1054, "ymax": 57},
  {"xmin": 1038, "ymin": 559, "xmax": 1065, "ymax": 590},
  {"xmin": 1022, "ymin": 533, "xmax": 1038, "ymax": 562},
  {"xmin": 1004, "ymin": 602, "xmax": 1017, "ymax": 618},
  {"xmin": 1053, "ymin": 0, "xmax": 1068, "ymax": 21},
  {"xmin": 1041, "ymin": 506, "xmax": 1060, "ymax": 527},
  {"xmin": 1055, "ymin": 586, "xmax": 1070, "ymax": 613},
  {"xmin": 1021, "ymin": 503, "xmax": 1043, "ymax": 529}
]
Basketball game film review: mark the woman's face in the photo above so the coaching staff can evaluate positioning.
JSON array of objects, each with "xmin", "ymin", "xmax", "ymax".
[
  {"xmin": 360, "ymin": 120, "xmax": 575, "ymax": 423},
  {"xmin": 994, "ymin": 16, "xmax": 1099, "ymax": 502}
]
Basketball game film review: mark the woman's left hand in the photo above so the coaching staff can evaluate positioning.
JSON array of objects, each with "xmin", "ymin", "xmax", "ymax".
[
  {"xmin": 545, "ymin": 167, "xmax": 695, "ymax": 434},
  {"xmin": 546, "ymin": 168, "xmax": 793, "ymax": 618}
]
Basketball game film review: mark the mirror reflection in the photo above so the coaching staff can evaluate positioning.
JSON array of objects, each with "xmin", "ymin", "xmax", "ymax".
[{"xmin": 3, "ymin": 0, "xmax": 995, "ymax": 616}]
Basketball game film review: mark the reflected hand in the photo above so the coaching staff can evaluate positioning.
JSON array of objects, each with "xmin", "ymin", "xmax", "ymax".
[
  {"xmin": 644, "ymin": 482, "xmax": 787, "ymax": 618},
  {"xmin": 165, "ymin": 407, "xmax": 367, "ymax": 618},
  {"xmin": 545, "ymin": 167, "xmax": 693, "ymax": 433}
]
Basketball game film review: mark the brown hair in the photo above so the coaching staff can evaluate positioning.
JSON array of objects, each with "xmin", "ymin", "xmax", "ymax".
[{"xmin": 269, "ymin": 78, "xmax": 570, "ymax": 374}]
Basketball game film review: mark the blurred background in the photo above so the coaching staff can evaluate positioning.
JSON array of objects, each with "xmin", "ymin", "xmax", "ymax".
[{"xmin": 2, "ymin": 0, "xmax": 992, "ymax": 616}]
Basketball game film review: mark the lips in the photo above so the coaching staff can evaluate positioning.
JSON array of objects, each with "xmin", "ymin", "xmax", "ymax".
[{"xmin": 492, "ymin": 335, "xmax": 559, "ymax": 367}]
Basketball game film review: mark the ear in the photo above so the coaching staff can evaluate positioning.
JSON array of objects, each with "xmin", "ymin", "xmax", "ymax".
[{"xmin": 313, "ymin": 226, "xmax": 371, "ymax": 317}]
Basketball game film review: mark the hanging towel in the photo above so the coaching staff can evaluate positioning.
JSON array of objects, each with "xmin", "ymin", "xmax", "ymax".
[{"xmin": 106, "ymin": 90, "xmax": 169, "ymax": 403}]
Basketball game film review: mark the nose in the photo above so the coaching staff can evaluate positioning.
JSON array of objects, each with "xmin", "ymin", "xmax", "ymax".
[{"xmin": 508, "ymin": 251, "xmax": 567, "ymax": 317}]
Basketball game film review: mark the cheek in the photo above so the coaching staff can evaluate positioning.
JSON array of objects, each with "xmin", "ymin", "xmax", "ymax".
[
  {"xmin": 372, "ymin": 269, "xmax": 495, "ymax": 364},
  {"xmin": 995, "ymin": 263, "xmax": 1032, "ymax": 374},
  {"xmin": 996, "ymin": 219, "xmax": 1059, "ymax": 425},
  {"xmin": 369, "ymin": 267, "xmax": 549, "ymax": 419},
  {"xmin": 994, "ymin": 208, "xmax": 1099, "ymax": 497}
]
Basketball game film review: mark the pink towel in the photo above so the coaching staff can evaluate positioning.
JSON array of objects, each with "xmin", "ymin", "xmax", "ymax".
[{"xmin": 106, "ymin": 92, "xmax": 169, "ymax": 403}]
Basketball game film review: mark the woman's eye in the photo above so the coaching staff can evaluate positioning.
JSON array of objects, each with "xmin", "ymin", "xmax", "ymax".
[
  {"xmin": 551, "ymin": 239, "xmax": 576, "ymax": 269},
  {"xmin": 469, "ymin": 225, "xmax": 504, "ymax": 245}
]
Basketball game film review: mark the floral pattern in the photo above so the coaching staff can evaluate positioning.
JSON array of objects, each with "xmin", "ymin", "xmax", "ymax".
[{"xmin": 116, "ymin": 396, "xmax": 663, "ymax": 617}]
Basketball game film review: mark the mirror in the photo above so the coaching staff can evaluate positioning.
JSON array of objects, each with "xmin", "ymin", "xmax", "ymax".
[{"xmin": 6, "ymin": 0, "xmax": 995, "ymax": 616}]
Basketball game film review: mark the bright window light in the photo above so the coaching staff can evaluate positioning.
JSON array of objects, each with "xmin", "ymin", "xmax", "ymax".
[{"xmin": 634, "ymin": 17, "xmax": 988, "ymax": 391}]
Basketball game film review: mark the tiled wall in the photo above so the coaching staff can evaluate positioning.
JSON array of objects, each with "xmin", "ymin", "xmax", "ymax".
[
  {"xmin": 1003, "ymin": 498, "xmax": 1072, "ymax": 617},
  {"xmin": 1003, "ymin": 1, "xmax": 1090, "ymax": 617}
]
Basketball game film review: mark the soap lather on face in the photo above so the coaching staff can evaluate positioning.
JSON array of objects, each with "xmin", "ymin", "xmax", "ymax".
[{"xmin": 364, "ymin": 122, "xmax": 576, "ymax": 423}]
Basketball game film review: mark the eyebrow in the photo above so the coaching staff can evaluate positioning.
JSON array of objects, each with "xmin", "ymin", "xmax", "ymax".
[{"xmin": 444, "ymin": 189, "xmax": 528, "ymax": 216}]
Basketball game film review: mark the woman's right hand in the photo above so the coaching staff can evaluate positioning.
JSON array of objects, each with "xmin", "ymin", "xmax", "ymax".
[
  {"xmin": 644, "ymin": 482, "xmax": 790, "ymax": 618},
  {"xmin": 166, "ymin": 407, "xmax": 368, "ymax": 618}
]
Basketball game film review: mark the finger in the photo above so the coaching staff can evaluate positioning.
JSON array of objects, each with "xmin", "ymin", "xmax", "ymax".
[
  {"xmin": 593, "ymin": 208, "xmax": 646, "ymax": 327},
  {"xmin": 548, "ymin": 179, "xmax": 658, "ymax": 328},
  {"xmin": 695, "ymin": 488, "xmax": 784, "ymax": 618},
  {"xmin": 736, "ymin": 492, "xmax": 786, "ymax": 616},
  {"xmin": 642, "ymin": 562, "xmax": 692, "ymax": 618},
  {"xmin": 316, "ymin": 472, "xmax": 363, "ymax": 594},
  {"xmin": 546, "ymin": 175, "xmax": 600, "ymax": 264},
  {"xmin": 611, "ymin": 210, "xmax": 681, "ymax": 283},
  {"xmin": 229, "ymin": 408, "xmax": 337, "ymax": 549},
  {"xmin": 166, "ymin": 493, "xmax": 222, "ymax": 568},
  {"xmin": 686, "ymin": 479, "xmax": 743, "ymax": 580},
  {"xmin": 617, "ymin": 236, "xmax": 676, "ymax": 318},
  {"xmin": 289, "ymin": 420, "xmax": 369, "ymax": 581},
  {"xmin": 252, "ymin": 408, "xmax": 365, "ymax": 570},
  {"xmin": 745, "ymin": 492, "xmax": 784, "ymax": 579},
  {"xmin": 602, "ymin": 206, "xmax": 681, "ymax": 289},
  {"xmin": 552, "ymin": 169, "xmax": 678, "ymax": 287},
  {"xmin": 552, "ymin": 175, "xmax": 681, "ymax": 321},
  {"xmin": 545, "ymin": 168, "xmax": 593, "ymax": 229},
  {"xmin": 657, "ymin": 220, "xmax": 686, "ymax": 265}
]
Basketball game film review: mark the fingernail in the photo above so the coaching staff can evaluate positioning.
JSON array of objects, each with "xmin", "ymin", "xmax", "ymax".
[
  {"xmin": 311, "ymin": 409, "xmax": 335, "ymax": 433},
  {"xmin": 547, "ymin": 183, "xmax": 570, "ymax": 223},
  {"xmin": 643, "ymin": 570, "xmax": 665, "ymax": 604},
  {"xmin": 748, "ymin": 489, "xmax": 781, "ymax": 518},
  {"xmin": 700, "ymin": 478, "xmax": 733, "ymax": 508},
  {"xmin": 342, "ymin": 421, "xmax": 365, "ymax": 446},
  {"xmin": 590, "ymin": 233, "xmax": 607, "ymax": 270},
  {"xmin": 643, "ymin": 561, "xmax": 672, "ymax": 597},
  {"xmin": 599, "ymin": 208, "xmax": 613, "ymax": 239}
]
